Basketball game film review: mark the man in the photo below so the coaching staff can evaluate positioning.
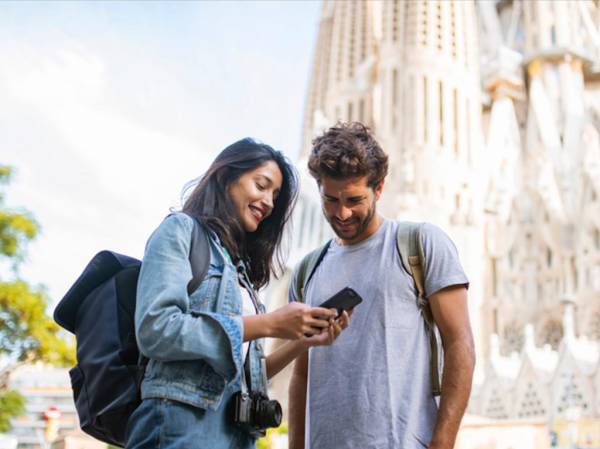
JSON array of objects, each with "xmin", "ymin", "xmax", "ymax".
[{"xmin": 288, "ymin": 122, "xmax": 475, "ymax": 449}]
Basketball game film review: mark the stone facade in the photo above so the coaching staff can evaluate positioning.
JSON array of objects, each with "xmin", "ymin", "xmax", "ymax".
[{"xmin": 265, "ymin": 1, "xmax": 600, "ymax": 433}]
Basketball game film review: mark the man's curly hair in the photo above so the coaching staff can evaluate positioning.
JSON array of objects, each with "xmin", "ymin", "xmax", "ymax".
[{"xmin": 308, "ymin": 122, "xmax": 388, "ymax": 188}]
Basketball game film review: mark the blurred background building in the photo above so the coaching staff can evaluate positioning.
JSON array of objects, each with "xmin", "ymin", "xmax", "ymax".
[
  {"xmin": 5, "ymin": 364, "xmax": 105, "ymax": 449},
  {"xmin": 266, "ymin": 1, "xmax": 600, "ymax": 448}
]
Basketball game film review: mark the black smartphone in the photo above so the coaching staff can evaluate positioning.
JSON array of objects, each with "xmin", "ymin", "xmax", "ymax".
[
  {"xmin": 318, "ymin": 287, "xmax": 362, "ymax": 316},
  {"xmin": 304, "ymin": 287, "xmax": 362, "ymax": 338}
]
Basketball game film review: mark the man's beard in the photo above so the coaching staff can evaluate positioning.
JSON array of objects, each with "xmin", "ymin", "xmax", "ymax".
[{"xmin": 327, "ymin": 200, "xmax": 376, "ymax": 243}]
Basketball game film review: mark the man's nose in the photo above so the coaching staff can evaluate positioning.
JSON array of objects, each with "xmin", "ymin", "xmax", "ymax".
[{"xmin": 336, "ymin": 205, "xmax": 352, "ymax": 221}]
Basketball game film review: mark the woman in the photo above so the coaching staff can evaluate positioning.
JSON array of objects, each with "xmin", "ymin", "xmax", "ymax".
[{"xmin": 126, "ymin": 138, "xmax": 350, "ymax": 449}]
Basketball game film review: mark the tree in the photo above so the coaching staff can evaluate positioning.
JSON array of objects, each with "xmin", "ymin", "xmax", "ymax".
[{"xmin": 0, "ymin": 165, "xmax": 75, "ymax": 432}]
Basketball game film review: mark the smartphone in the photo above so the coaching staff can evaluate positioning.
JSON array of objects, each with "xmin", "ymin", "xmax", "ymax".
[
  {"xmin": 318, "ymin": 287, "xmax": 362, "ymax": 315},
  {"xmin": 304, "ymin": 287, "xmax": 362, "ymax": 338}
]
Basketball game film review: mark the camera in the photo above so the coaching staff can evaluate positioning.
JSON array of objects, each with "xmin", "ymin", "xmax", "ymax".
[{"xmin": 230, "ymin": 390, "xmax": 282, "ymax": 437}]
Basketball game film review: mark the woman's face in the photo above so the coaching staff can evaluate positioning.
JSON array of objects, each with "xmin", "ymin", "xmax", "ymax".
[{"xmin": 228, "ymin": 160, "xmax": 283, "ymax": 232}]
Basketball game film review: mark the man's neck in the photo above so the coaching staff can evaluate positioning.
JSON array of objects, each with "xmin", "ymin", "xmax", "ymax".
[{"xmin": 337, "ymin": 214, "xmax": 384, "ymax": 246}]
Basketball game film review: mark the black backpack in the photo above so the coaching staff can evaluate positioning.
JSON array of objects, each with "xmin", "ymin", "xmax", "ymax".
[{"xmin": 53, "ymin": 216, "xmax": 210, "ymax": 447}]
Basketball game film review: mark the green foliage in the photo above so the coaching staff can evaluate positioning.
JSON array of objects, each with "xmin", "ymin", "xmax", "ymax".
[
  {"xmin": 0, "ymin": 280, "xmax": 75, "ymax": 366},
  {"xmin": 0, "ymin": 390, "xmax": 25, "ymax": 432},
  {"xmin": 0, "ymin": 167, "xmax": 38, "ymax": 263},
  {"xmin": 0, "ymin": 164, "xmax": 76, "ymax": 431}
]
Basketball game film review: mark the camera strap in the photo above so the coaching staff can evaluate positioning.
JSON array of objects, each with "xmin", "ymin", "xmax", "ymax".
[{"xmin": 236, "ymin": 259, "xmax": 265, "ymax": 395}]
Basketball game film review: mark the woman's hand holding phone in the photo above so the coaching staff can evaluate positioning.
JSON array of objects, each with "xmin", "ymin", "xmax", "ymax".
[
  {"xmin": 267, "ymin": 302, "xmax": 336, "ymax": 340},
  {"xmin": 303, "ymin": 309, "xmax": 352, "ymax": 347}
]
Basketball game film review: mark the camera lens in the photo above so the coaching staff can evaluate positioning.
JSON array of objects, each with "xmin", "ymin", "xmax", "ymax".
[{"xmin": 256, "ymin": 399, "xmax": 282, "ymax": 428}]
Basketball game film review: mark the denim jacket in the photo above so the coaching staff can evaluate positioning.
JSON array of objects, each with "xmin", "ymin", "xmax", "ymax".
[{"xmin": 135, "ymin": 213, "xmax": 267, "ymax": 411}]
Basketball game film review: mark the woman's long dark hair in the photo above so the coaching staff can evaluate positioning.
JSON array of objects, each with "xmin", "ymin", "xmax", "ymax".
[{"xmin": 182, "ymin": 138, "xmax": 298, "ymax": 289}]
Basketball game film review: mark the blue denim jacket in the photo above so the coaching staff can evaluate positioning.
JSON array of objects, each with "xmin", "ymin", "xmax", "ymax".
[{"xmin": 135, "ymin": 213, "xmax": 267, "ymax": 411}]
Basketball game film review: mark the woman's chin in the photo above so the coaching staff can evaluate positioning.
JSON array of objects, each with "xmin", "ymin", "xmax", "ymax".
[{"xmin": 243, "ymin": 219, "xmax": 259, "ymax": 233}]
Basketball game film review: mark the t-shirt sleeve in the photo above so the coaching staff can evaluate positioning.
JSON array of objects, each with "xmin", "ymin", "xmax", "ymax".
[{"xmin": 420, "ymin": 222, "xmax": 469, "ymax": 297}]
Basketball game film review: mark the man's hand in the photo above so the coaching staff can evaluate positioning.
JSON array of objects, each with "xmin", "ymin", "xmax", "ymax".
[{"xmin": 303, "ymin": 309, "xmax": 352, "ymax": 346}]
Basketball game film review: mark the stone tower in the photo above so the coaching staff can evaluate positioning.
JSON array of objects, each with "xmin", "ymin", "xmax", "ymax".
[{"xmin": 266, "ymin": 0, "xmax": 600, "ymax": 425}]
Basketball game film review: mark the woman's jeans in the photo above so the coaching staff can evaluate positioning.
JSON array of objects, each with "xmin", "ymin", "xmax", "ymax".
[{"xmin": 126, "ymin": 382, "xmax": 255, "ymax": 449}]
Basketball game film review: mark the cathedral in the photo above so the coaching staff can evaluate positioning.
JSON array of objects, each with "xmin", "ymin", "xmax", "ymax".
[{"xmin": 265, "ymin": 0, "xmax": 600, "ymax": 440}]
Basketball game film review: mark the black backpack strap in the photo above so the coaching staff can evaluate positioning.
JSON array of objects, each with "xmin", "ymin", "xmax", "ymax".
[
  {"xmin": 186, "ymin": 215, "xmax": 211, "ymax": 295},
  {"xmin": 396, "ymin": 222, "xmax": 441, "ymax": 397},
  {"xmin": 292, "ymin": 241, "xmax": 332, "ymax": 302}
]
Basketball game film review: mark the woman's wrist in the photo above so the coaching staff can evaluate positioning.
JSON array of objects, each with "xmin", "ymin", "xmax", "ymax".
[{"xmin": 262, "ymin": 312, "xmax": 277, "ymax": 338}]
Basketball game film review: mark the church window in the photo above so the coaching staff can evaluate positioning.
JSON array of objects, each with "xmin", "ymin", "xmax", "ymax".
[
  {"xmin": 493, "ymin": 308, "xmax": 498, "ymax": 333},
  {"xmin": 392, "ymin": 0, "xmax": 399, "ymax": 43},
  {"xmin": 450, "ymin": 1, "xmax": 457, "ymax": 59},
  {"xmin": 420, "ymin": 1, "xmax": 428, "ymax": 47},
  {"xmin": 392, "ymin": 69, "xmax": 398, "ymax": 108},
  {"xmin": 556, "ymin": 373, "xmax": 590, "ymax": 414},
  {"xmin": 382, "ymin": 1, "xmax": 388, "ymax": 41},
  {"xmin": 360, "ymin": 1, "xmax": 367, "ymax": 61},
  {"xmin": 541, "ymin": 321, "xmax": 563, "ymax": 349},
  {"xmin": 491, "ymin": 258, "xmax": 498, "ymax": 297},
  {"xmin": 485, "ymin": 388, "xmax": 509, "ymax": 419},
  {"xmin": 409, "ymin": 75, "xmax": 416, "ymax": 142},
  {"xmin": 359, "ymin": 98, "xmax": 365, "ymax": 123},
  {"xmin": 594, "ymin": 228, "xmax": 600, "ymax": 250},
  {"xmin": 589, "ymin": 310, "xmax": 600, "ymax": 340},
  {"xmin": 347, "ymin": 102, "xmax": 353, "ymax": 122},
  {"xmin": 348, "ymin": 1, "xmax": 356, "ymax": 79},
  {"xmin": 517, "ymin": 382, "xmax": 546, "ymax": 418},
  {"xmin": 335, "ymin": 1, "xmax": 346, "ymax": 82},
  {"xmin": 547, "ymin": 248, "xmax": 553, "ymax": 267},
  {"xmin": 436, "ymin": 2, "xmax": 442, "ymax": 51},
  {"xmin": 503, "ymin": 322, "xmax": 524, "ymax": 354}
]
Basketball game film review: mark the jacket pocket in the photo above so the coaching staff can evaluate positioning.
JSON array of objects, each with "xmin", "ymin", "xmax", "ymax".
[{"xmin": 189, "ymin": 264, "xmax": 222, "ymax": 312}]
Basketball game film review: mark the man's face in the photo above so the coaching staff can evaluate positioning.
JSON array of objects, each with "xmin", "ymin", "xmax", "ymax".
[{"xmin": 319, "ymin": 175, "xmax": 383, "ymax": 244}]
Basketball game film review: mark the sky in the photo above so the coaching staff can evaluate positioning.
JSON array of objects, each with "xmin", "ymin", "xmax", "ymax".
[{"xmin": 0, "ymin": 1, "xmax": 322, "ymax": 307}]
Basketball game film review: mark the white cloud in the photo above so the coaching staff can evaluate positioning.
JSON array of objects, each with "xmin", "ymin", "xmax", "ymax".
[{"xmin": 0, "ymin": 38, "xmax": 213, "ymax": 305}]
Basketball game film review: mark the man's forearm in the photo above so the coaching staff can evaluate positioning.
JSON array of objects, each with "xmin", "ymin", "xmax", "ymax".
[
  {"xmin": 288, "ymin": 353, "xmax": 308, "ymax": 449},
  {"xmin": 429, "ymin": 338, "xmax": 475, "ymax": 449}
]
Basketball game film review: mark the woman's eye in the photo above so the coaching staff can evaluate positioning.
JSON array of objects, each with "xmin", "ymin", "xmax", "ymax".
[{"xmin": 256, "ymin": 182, "xmax": 266, "ymax": 191}]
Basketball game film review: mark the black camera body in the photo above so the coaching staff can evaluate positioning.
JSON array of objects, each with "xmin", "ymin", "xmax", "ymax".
[{"xmin": 231, "ymin": 390, "xmax": 282, "ymax": 438}]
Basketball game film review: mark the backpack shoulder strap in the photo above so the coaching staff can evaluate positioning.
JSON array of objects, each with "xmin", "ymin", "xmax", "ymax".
[
  {"xmin": 396, "ymin": 222, "xmax": 426, "ymax": 299},
  {"xmin": 184, "ymin": 214, "xmax": 211, "ymax": 295},
  {"xmin": 292, "ymin": 240, "xmax": 332, "ymax": 303},
  {"xmin": 395, "ymin": 221, "xmax": 441, "ymax": 396}
]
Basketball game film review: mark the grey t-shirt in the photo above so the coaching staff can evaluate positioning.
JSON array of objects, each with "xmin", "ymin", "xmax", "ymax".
[{"xmin": 289, "ymin": 219, "xmax": 469, "ymax": 449}]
